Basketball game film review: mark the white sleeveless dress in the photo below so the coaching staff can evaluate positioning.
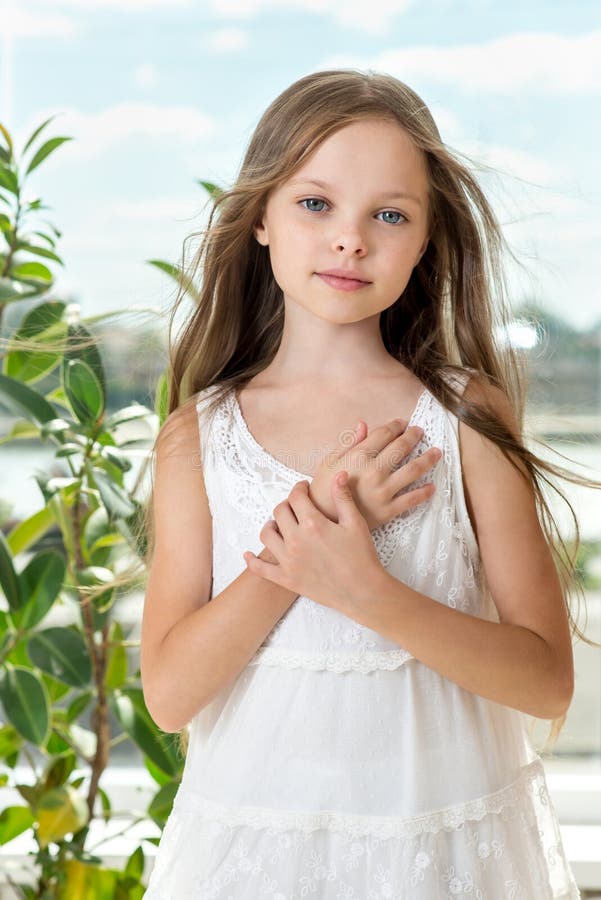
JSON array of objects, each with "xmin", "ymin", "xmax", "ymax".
[{"xmin": 142, "ymin": 374, "xmax": 581, "ymax": 900}]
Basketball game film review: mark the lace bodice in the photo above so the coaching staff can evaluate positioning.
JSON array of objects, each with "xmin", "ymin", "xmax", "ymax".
[{"xmin": 196, "ymin": 373, "xmax": 494, "ymax": 673}]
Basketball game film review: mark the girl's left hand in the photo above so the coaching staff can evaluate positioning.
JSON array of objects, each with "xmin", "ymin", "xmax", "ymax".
[{"xmin": 243, "ymin": 471, "xmax": 385, "ymax": 613}]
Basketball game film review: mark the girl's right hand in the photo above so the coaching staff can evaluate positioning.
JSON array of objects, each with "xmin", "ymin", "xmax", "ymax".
[{"xmin": 308, "ymin": 419, "xmax": 442, "ymax": 531}]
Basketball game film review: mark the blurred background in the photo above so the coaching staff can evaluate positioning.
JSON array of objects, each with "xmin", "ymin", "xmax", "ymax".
[{"xmin": 0, "ymin": 0, "xmax": 599, "ymax": 860}]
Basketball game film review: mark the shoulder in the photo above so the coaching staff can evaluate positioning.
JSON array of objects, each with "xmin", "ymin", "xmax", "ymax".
[
  {"xmin": 155, "ymin": 385, "xmax": 223, "ymax": 459},
  {"xmin": 156, "ymin": 400, "xmax": 202, "ymax": 460},
  {"xmin": 461, "ymin": 372, "xmax": 521, "ymax": 441},
  {"xmin": 456, "ymin": 372, "xmax": 533, "ymax": 545}
]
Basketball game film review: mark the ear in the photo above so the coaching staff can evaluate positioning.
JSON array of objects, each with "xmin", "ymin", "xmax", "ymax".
[{"xmin": 254, "ymin": 217, "xmax": 269, "ymax": 246}]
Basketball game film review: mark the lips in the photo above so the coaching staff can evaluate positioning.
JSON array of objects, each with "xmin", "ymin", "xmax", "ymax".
[
  {"xmin": 316, "ymin": 273, "xmax": 371, "ymax": 292},
  {"xmin": 317, "ymin": 269, "xmax": 370, "ymax": 283}
]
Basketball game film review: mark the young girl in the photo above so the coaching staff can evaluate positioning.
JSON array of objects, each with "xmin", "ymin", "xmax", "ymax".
[{"xmin": 139, "ymin": 69, "xmax": 592, "ymax": 898}]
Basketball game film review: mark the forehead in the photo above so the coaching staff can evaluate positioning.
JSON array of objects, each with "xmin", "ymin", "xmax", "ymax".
[{"xmin": 282, "ymin": 119, "xmax": 429, "ymax": 199}]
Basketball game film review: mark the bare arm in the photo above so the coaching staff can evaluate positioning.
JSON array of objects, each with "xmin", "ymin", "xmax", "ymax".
[
  {"xmin": 140, "ymin": 401, "xmax": 298, "ymax": 733},
  {"xmin": 342, "ymin": 377, "xmax": 575, "ymax": 720}
]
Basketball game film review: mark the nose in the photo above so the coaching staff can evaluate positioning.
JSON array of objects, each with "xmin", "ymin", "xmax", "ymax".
[{"xmin": 331, "ymin": 223, "xmax": 368, "ymax": 256}]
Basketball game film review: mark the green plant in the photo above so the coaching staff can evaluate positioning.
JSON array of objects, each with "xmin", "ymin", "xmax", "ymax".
[{"xmin": 0, "ymin": 119, "xmax": 182, "ymax": 898}]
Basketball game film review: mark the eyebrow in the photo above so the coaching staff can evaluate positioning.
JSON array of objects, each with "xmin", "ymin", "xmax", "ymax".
[{"xmin": 288, "ymin": 178, "xmax": 424, "ymax": 207}]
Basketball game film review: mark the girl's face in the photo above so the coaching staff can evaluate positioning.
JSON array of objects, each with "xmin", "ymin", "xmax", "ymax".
[{"xmin": 254, "ymin": 118, "xmax": 431, "ymax": 325}]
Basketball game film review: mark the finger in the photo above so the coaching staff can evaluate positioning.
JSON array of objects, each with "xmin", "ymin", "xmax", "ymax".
[
  {"xmin": 259, "ymin": 518, "xmax": 287, "ymax": 556},
  {"xmin": 353, "ymin": 420, "xmax": 368, "ymax": 444},
  {"xmin": 388, "ymin": 445, "xmax": 442, "ymax": 488},
  {"xmin": 332, "ymin": 420, "xmax": 367, "ymax": 460},
  {"xmin": 243, "ymin": 550, "xmax": 286, "ymax": 586},
  {"xmin": 271, "ymin": 499, "xmax": 299, "ymax": 539},
  {"xmin": 352, "ymin": 419, "xmax": 409, "ymax": 460},
  {"xmin": 375, "ymin": 426, "xmax": 426, "ymax": 472},
  {"xmin": 285, "ymin": 480, "xmax": 320, "ymax": 520},
  {"xmin": 390, "ymin": 481, "xmax": 436, "ymax": 515}
]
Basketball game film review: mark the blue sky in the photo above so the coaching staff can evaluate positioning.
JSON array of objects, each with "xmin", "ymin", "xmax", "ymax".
[{"xmin": 2, "ymin": 0, "xmax": 600, "ymax": 332}]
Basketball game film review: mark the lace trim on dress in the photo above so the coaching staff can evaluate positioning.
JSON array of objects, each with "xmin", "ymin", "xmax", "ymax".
[
  {"xmin": 173, "ymin": 757, "xmax": 548, "ymax": 841},
  {"xmin": 247, "ymin": 644, "xmax": 414, "ymax": 672},
  {"xmin": 230, "ymin": 384, "xmax": 432, "ymax": 484}
]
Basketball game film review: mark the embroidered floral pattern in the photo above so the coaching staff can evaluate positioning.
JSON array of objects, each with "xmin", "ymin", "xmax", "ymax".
[{"xmin": 142, "ymin": 754, "xmax": 580, "ymax": 898}]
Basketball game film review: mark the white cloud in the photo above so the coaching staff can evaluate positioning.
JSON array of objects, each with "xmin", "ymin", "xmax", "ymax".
[
  {"xmin": 201, "ymin": 27, "xmax": 249, "ymax": 53},
  {"xmin": 0, "ymin": 2, "xmax": 79, "ymax": 38},
  {"xmin": 33, "ymin": 0, "xmax": 191, "ymax": 8},
  {"xmin": 133, "ymin": 63, "xmax": 160, "ymax": 89},
  {"xmin": 463, "ymin": 142, "xmax": 564, "ymax": 187},
  {"xmin": 209, "ymin": 0, "xmax": 414, "ymax": 36},
  {"xmin": 0, "ymin": 0, "xmax": 192, "ymax": 38},
  {"xmin": 324, "ymin": 30, "xmax": 601, "ymax": 94},
  {"xmin": 16, "ymin": 103, "xmax": 217, "ymax": 162}
]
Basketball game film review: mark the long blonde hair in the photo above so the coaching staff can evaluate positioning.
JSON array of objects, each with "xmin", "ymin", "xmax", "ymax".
[{"xmin": 141, "ymin": 69, "xmax": 600, "ymax": 755}]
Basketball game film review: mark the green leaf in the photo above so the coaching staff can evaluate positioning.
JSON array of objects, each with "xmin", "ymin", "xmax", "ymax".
[
  {"xmin": 154, "ymin": 370, "xmax": 169, "ymax": 426},
  {"xmin": 62, "ymin": 358, "xmax": 104, "ymax": 424},
  {"xmin": 57, "ymin": 858, "xmax": 118, "ymax": 900},
  {"xmin": 0, "ymin": 163, "xmax": 18, "ymax": 195},
  {"xmin": 10, "ymin": 261, "xmax": 53, "ymax": 284},
  {"xmin": 0, "ymin": 724, "xmax": 23, "ymax": 762},
  {"xmin": 196, "ymin": 178, "xmax": 224, "ymax": 199},
  {"xmin": 105, "ymin": 621, "xmax": 127, "ymax": 690},
  {"xmin": 36, "ymin": 784, "xmax": 89, "ymax": 847},
  {"xmin": 109, "ymin": 689, "xmax": 181, "ymax": 777},
  {"xmin": 124, "ymin": 845, "xmax": 144, "ymax": 881},
  {"xmin": 99, "ymin": 445, "xmax": 132, "ymax": 472},
  {"xmin": 3, "ymin": 300, "xmax": 66, "ymax": 383},
  {"xmin": 146, "ymin": 258, "xmax": 199, "ymax": 302},
  {"xmin": 64, "ymin": 322, "xmax": 106, "ymax": 400},
  {"xmin": 22, "ymin": 115, "xmax": 59, "ymax": 155},
  {"xmin": 76, "ymin": 565, "xmax": 115, "ymax": 615},
  {"xmin": 0, "ymin": 805, "xmax": 35, "ymax": 845},
  {"xmin": 0, "ymin": 373, "xmax": 58, "ymax": 426},
  {"xmin": 13, "ymin": 550, "xmax": 66, "ymax": 630},
  {"xmin": 143, "ymin": 755, "xmax": 171, "ymax": 786},
  {"xmin": 6, "ymin": 505, "xmax": 56, "ymax": 557},
  {"xmin": 147, "ymin": 780, "xmax": 179, "ymax": 828},
  {"xmin": 28, "ymin": 627, "xmax": 92, "ymax": 687},
  {"xmin": 105, "ymin": 404, "xmax": 152, "ymax": 428},
  {"xmin": 0, "ymin": 529, "xmax": 22, "ymax": 611},
  {"xmin": 0, "ymin": 418, "xmax": 41, "ymax": 443},
  {"xmin": 42, "ymin": 671, "xmax": 72, "ymax": 703},
  {"xmin": 0, "ymin": 122, "xmax": 14, "ymax": 157},
  {"xmin": 0, "ymin": 665, "xmax": 49, "ymax": 744},
  {"xmin": 25, "ymin": 136, "xmax": 74, "ymax": 176},
  {"xmin": 15, "ymin": 300, "xmax": 67, "ymax": 337},
  {"xmin": 0, "ymin": 276, "xmax": 38, "ymax": 302},
  {"xmin": 41, "ymin": 751, "xmax": 77, "ymax": 790},
  {"xmin": 45, "ymin": 729, "xmax": 71, "ymax": 756},
  {"xmin": 82, "ymin": 506, "xmax": 109, "ymax": 556},
  {"xmin": 90, "ymin": 466, "xmax": 137, "ymax": 519},
  {"xmin": 15, "ymin": 241, "xmax": 63, "ymax": 265},
  {"xmin": 66, "ymin": 691, "xmax": 92, "ymax": 723},
  {"xmin": 97, "ymin": 785, "xmax": 111, "ymax": 820}
]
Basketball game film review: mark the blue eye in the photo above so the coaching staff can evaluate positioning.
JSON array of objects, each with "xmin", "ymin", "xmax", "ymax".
[
  {"xmin": 300, "ymin": 198, "xmax": 327, "ymax": 212},
  {"xmin": 299, "ymin": 198, "xmax": 406, "ymax": 224},
  {"xmin": 377, "ymin": 210, "xmax": 406, "ymax": 225}
]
